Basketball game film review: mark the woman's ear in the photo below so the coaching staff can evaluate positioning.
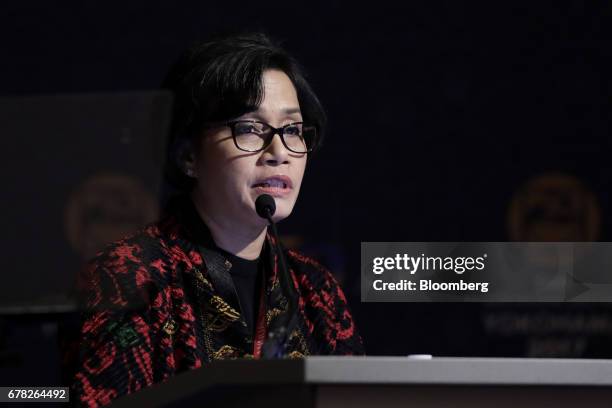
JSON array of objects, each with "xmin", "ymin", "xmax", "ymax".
[{"xmin": 174, "ymin": 138, "xmax": 197, "ymax": 178}]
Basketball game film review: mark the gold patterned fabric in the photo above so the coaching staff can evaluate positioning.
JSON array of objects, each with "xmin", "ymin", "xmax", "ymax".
[{"xmin": 71, "ymin": 194, "xmax": 364, "ymax": 407}]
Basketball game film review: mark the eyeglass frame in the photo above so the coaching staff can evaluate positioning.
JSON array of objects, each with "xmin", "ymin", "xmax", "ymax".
[{"xmin": 203, "ymin": 119, "xmax": 317, "ymax": 154}]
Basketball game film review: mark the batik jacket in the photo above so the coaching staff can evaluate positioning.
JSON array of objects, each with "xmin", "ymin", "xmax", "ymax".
[{"xmin": 71, "ymin": 195, "xmax": 364, "ymax": 407}]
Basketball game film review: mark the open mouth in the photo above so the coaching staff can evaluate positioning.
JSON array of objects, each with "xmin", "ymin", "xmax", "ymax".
[
  {"xmin": 252, "ymin": 180, "xmax": 289, "ymax": 189},
  {"xmin": 252, "ymin": 177, "xmax": 293, "ymax": 196},
  {"xmin": 252, "ymin": 175, "xmax": 293, "ymax": 190}
]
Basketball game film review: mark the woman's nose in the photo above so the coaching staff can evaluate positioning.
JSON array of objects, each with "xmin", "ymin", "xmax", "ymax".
[{"xmin": 263, "ymin": 133, "xmax": 289, "ymax": 164}]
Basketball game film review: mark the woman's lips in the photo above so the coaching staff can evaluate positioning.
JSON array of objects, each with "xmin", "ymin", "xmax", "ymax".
[
  {"xmin": 251, "ymin": 175, "xmax": 293, "ymax": 197},
  {"xmin": 252, "ymin": 185, "xmax": 292, "ymax": 197}
]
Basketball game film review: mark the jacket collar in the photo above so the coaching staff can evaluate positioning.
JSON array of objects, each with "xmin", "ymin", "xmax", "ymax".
[{"xmin": 163, "ymin": 194, "xmax": 284, "ymax": 338}]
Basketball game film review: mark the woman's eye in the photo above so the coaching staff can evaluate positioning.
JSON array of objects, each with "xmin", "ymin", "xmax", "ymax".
[
  {"xmin": 284, "ymin": 125, "xmax": 302, "ymax": 136},
  {"xmin": 235, "ymin": 124, "xmax": 257, "ymax": 135}
]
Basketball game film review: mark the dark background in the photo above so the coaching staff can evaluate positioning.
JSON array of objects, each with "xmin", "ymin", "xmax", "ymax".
[{"xmin": 2, "ymin": 0, "xmax": 612, "ymax": 385}]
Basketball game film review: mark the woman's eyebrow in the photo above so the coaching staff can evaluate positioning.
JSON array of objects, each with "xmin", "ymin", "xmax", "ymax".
[{"xmin": 282, "ymin": 107, "xmax": 302, "ymax": 115}]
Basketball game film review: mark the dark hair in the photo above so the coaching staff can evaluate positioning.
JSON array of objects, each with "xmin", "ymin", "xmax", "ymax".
[{"xmin": 161, "ymin": 31, "xmax": 327, "ymax": 196}]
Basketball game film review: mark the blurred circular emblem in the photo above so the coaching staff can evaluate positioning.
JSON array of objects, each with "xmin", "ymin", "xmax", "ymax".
[
  {"xmin": 507, "ymin": 172, "xmax": 600, "ymax": 242},
  {"xmin": 64, "ymin": 173, "xmax": 159, "ymax": 259}
]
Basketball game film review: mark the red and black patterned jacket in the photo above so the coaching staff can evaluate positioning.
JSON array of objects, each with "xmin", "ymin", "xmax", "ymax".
[{"xmin": 71, "ymin": 195, "xmax": 364, "ymax": 407}]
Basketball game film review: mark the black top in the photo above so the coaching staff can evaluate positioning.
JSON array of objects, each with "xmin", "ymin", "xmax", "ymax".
[{"xmin": 214, "ymin": 246, "xmax": 263, "ymax": 336}]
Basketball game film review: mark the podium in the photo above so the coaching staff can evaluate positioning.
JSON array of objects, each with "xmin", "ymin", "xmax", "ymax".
[{"xmin": 112, "ymin": 357, "xmax": 612, "ymax": 407}]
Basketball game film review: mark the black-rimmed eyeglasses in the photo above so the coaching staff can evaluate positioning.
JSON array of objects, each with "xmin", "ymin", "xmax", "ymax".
[{"xmin": 208, "ymin": 120, "xmax": 318, "ymax": 154}]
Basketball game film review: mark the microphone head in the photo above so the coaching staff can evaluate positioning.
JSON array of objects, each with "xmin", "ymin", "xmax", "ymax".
[{"xmin": 255, "ymin": 194, "xmax": 276, "ymax": 219}]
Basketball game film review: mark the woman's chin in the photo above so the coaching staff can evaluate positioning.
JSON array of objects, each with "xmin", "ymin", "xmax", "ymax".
[
  {"xmin": 272, "ymin": 212, "xmax": 289, "ymax": 224},
  {"xmin": 249, "ymin": 194, "xmax": 294, "ymax": 220}
]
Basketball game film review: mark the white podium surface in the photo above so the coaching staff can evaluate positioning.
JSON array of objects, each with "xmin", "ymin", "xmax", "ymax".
[
  {"xmin": 113, "ymin": 357, "xmax": 612, "ymax": 408},
  {"xmin": 305, "ymin": 356, "xmax": 612, "ymax": 385}
]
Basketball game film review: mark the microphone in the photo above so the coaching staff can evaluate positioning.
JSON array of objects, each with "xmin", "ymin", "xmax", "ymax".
[
  {"xmin": 255, "ymin": 194, "xmax": 297, "ymax": 358},
  {"xmin": 255, "ymin": 194, "xmax": 276, "ymax": 220}
]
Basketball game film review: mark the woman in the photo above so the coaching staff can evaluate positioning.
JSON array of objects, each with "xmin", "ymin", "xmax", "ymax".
[{"xmin": 72, "ymin": 32, "xmax": 364, "ymax": 406}]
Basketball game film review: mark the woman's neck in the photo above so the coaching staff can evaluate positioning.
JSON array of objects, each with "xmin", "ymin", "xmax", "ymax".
[{"xmin": 189, "ymin": 192, "xmax": 266, "ymax": 260}]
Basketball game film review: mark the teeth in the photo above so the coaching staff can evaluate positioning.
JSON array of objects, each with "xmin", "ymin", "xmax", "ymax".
[{"xmin": 258, "ymin": 179, "xmax": 285, "ymax": 188}]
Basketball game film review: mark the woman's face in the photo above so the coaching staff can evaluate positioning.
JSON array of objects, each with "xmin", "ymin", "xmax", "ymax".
[{"xmin": 191, "ymin": 69, "xmax": 307, "ymax": 229}]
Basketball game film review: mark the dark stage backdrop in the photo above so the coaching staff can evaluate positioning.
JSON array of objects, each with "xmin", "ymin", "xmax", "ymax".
[{"xmin": 2, "ymin": 1, "xmax": 612, "ymax": 384}]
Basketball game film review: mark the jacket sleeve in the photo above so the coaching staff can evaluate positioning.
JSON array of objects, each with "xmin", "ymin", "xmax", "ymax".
[
  {"xmin": 316, "ymin": 267, "xmax": 365, "ymax": 355},
  {"xmin": 71, "ymin": 242, "xmax": 161, "ymax": 407},
  {"xmin": 293, "ymin": 252, "xmax": 365, "ymax": 355}
]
